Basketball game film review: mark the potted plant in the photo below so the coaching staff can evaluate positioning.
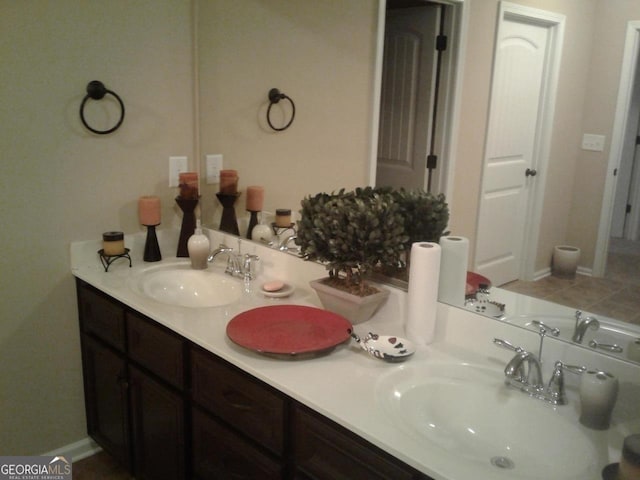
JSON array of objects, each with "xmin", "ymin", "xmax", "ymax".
[
  {"xmin": 296, "ymin": 187, "xmax": 408, "ymax": 323},
  {"xmin": 375, "ymin": 188, "xmax": 450, "ymax": 280}
]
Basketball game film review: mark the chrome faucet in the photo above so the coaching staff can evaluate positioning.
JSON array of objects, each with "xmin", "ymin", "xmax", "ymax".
[
  {"xmin": 493, "ymin": 338, "xmax": 584, "ymax": 405},
  {"xmin": 278, "ymin": 233, "xmax": 298, "ymax": 252},
  {"xmin": 207, "ymin": 243, "xmax": 259, "ymax": 281},
  {"xmin": 572, "ymin": 311, "xmax": 600, "ymax": 343}
]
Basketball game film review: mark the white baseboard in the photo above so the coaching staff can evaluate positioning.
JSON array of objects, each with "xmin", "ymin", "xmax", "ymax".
[
  {"xmin": 41, "ymin": 437, "xmax": 102, "ymax": 463},
  {"xmin": 534, "ymin": 266, "xmax": 592, "ymax": 281}
]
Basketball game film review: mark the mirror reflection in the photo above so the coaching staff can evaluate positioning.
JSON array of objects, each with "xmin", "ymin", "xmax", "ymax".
[{"xmin": 196, "ymin": 0, "xmax": 640, "ymax": 358}]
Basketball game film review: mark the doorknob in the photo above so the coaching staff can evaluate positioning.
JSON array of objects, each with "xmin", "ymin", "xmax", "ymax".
[{"xmin": 525, "ymin": 168, "xmax": 537, "ymax": 177}]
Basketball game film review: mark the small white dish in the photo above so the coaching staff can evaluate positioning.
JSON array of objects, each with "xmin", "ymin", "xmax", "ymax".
[
  {"xmin": 350, "ymin": 331, "xmax": 415, "ymax": 362},
  {"xmin": 261, "ymin": 282, "xmax": 295, "ymax": 298}
]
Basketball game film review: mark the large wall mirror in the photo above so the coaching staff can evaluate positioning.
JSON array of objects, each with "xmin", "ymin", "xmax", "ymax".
[{"xmin": 196, "ymin": 0, "xmax": 640, "ymax": 344}]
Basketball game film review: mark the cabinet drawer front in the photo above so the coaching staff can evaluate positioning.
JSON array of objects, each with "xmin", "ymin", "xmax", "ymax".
[
  {"xmin": 192, "ymin": 407, "xmax": 282, "ymax": 480},
  {"xmin": 127, "ymin": 312, "xmax": 184, "ymax": 389},
  {"xmin": 191, "ymin": 347, "xmax": 284, "ymax": 455},
  {"xmin": 294, "ymin": 406, "xmax": 422, "ymax": 480},
  {"xmin": 78, "ymin": 283, "xmax": 126, "ymax": 351}
]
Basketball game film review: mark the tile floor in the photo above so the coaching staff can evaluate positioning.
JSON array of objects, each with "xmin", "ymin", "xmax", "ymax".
[{"xmin": 501, "ymin": 238, "xmax": 640, "ymax": 326}]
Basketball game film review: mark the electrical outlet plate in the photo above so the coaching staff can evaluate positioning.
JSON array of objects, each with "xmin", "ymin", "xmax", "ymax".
[
  {"xmin": 206, "ymin": 154, "xmax": 223, "ymax": 184},
  {"xmin": 169, "ymin": 156, "xmax": 188, "ymax": 187},
  {"xmin": 581, "ymin": 134, "xmax": 606, "ymax": 152}
]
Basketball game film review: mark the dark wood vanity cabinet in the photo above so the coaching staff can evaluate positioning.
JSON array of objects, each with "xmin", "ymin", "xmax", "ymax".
[
  {"xmin": 78, "ymin": 281, "xmax": 186, "ymax": 480},
  {"xmin": 77, "ymin": 279, "xmax": 432, "ymax": 480},
  {"xmin": 80, "ymin": 334, "xmax": 131, "ymax": 469},
  {"xmin": 293, "ymin": 405, "xmax": 426, "ymax": 480}
]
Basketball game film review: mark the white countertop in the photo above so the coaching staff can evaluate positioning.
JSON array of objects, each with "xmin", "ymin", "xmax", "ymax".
[{"xmin": 71, "ymin": 229, "xmax": 640, "ymax": 480}]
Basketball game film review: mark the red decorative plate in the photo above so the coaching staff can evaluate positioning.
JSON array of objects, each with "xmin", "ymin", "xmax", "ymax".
[
  {"xmin": 466, "ymin": 271, "xmax": 491, "ymax": 295},
  {"xmin": 227, "ymin": 305, "xmax": 352, "ymax": 356}
]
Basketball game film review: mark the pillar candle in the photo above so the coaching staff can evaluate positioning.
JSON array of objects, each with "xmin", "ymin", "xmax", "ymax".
[
  {"xmin": 246, "ymin": 186, "xmax": 264, "ymax": 211},
  {"xmin": 219, "ymin": 169, "xmax": 238, "ymax": 194},
  {"xmin": 138, "ymin": 195, "xmax": 161, "ymax": 226},
  {"xmin": 179, "ymin": 172, "xmax": 199, "ymax": 199}
]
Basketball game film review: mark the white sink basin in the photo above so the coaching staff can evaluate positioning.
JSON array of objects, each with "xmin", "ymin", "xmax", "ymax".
[
  {"xmin": 132, "ymin": 263, "xmax": 242, "ymax": 308},
  {"xmin": 377, "ymin": 362, "xmax": 599, "ymax": 479}
]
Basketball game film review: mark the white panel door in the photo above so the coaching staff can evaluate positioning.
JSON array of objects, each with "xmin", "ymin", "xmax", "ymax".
[
  {"xmin": 475, "ymin": 12, "xmax": 552, "ymax": 285},
  {"xmin": 376, "ymin": 6, "xmax": 439, "ymax": 189}
]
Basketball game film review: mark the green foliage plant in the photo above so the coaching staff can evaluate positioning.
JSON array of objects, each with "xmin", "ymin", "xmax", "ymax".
[
  {"xmin": 391, "ymin": 188, "xmax": 450, "ymax": 248},
  {"xmin": 296, "ymin": 187, "xmax": 408, "ymax": 296}
]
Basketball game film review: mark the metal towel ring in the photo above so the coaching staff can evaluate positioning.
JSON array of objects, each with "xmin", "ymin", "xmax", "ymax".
[
  {"xmin": 266, "ymin": 88, "xmax": 295, "ymax": 131},
  {"xmin": 80, "ymin": 80, "xmax": 125, "ymax": 135}
]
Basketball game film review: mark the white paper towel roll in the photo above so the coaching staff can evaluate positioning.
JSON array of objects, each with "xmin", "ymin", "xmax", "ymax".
[
  {"xmin": 438, "ymin": 236, "xmax": 469, "ymax": 307},
  {"xmin": 406, "ymin": 242, "xmax": 441, "ymax": 345}
]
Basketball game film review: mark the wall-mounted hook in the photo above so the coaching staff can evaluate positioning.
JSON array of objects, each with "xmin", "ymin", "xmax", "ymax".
[
  {"xmin": 266, "ymin": 88, "xmax": 295, "ymax": 131},
  {"xmin": 79, "ymin": 80, "xmax": 125, "ymax": 135}
]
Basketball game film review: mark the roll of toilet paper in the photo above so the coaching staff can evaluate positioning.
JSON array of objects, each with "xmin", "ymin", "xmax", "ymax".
[
  {"xmin": 406, "ymin": 242, "xmax": 441, "ymax": 345},
  {"xmin": 438, "ymin": 236, "xmax": 469, "ymax": 307}
]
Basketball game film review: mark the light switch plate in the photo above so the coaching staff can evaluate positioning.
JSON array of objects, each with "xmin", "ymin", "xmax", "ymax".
[
  {"xmin": 581, "ymin": 134, "xmax": 606, "ymax": 152},
  {"xmin": 169, "ymin": 156, "xmax": 188, "ymax": 187},
  {"xmin": 206, "ymin": 154, "xmax": 223, "ymax": 184}
]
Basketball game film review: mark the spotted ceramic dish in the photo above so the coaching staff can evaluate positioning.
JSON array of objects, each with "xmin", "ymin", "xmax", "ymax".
[{"xmin": 351, "ymin": 331, "xmax": 415, "ymax": 363}]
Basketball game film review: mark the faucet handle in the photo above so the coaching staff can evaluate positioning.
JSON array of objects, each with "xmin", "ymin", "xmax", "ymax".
[
  {"xmin": 242, "ymin": 254, "xmax": 260, "ymax": 281},
  {"xmin": 493, "ymin": 338, "xmax": 524, "ymax": 353},
  {"xmin": 547, "ymin": 362, "xmax": 585, "ymax": 405},
  {"xmin": 530, "ymin": 320, "xmax": 560, "ymax": 337}
]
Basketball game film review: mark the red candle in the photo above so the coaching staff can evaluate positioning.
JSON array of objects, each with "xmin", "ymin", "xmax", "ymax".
[
  {"xmin": 179, "ymin": 172, "xmax": 199, "ymax": 199},
  {"xmin": 219, "ymin": 169, "xmax": 238, "ymax": 194},
  {"xmin": 138, "ymin": 196, "xmax": 161, "ymax": 226},
  {"xmin": 246, "ymin": 186, "xmax": 264, "ymax": 211}
]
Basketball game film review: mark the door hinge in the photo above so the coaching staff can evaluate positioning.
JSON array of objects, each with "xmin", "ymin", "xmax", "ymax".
[
  {"xmin": 627, "ymin": 204, "xmax": 632, "ymax": 214},
  {"xmin": 636, "ymin": 135, "xmax": 640, "ymax": 145},
  {"xmin": 436, "ymin": 35, "xmax": 448, "ymax": 52},
  {"xmin": 613, "ymin": 168, "xmax": 618, "ymax": 176},
  {"xmin": 427, "ymin": 154, "xmax": 438, "ymax": 169}
]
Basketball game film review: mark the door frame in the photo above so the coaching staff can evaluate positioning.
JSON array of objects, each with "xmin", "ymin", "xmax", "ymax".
[
  {"xmin": 594, "ymin": 21, "xmax": 640, "ymax": 275},
  {"xmin": 368, "ymin": 0, "xmax": 468, "ymax": 200},
  {"xmin": 477, "ymin": 2, "xmax": 565, "ymax": 282}
]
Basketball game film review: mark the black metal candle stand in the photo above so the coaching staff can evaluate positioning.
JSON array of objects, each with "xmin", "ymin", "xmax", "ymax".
[
  {"xmin": 98, "ymin": 248, "xmax": 132, "ymax": 272},
  {"xmin": 176, "ymin": 196, "xmax": 199, "ymax": 257},
  {"xmin": 143, "ymin": 224, "xmax": 162, "ymax": 262},
  {"xmin": 216, "ymin": 192, "xmax": 241, "ymax": 236},
  {"xmin": 246, "ymin": 210, "xmax": 260, "ymax": 239}
]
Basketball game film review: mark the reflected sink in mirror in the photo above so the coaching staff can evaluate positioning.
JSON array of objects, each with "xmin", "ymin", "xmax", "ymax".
[
  {"xmin": 506, "ymin": 313, "xmax": 640, "ymax": 364},
  {"xmin": 377, "ymin": 362, "xmax": 600, "ymax": 480},
  {"xmin": 130, "ymin": 262, "xmax": 242, "ymax": 308}
]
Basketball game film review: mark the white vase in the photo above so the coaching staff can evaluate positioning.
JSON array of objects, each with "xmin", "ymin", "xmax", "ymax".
[{"xmin": 310, "ymin": 278, "xmax": 389, "ymax": 324}]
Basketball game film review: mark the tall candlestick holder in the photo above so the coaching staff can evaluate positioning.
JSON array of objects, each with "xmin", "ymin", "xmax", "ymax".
[
  {"xmin": 176, "ymin": 196, "xmax": 199, "ymax": 257},
  {"xmin": 246, "ymin": 210, "xmax": 260, "ymax": 239},
  {"xmin": 143, "ymin": 224, "xmax": 162, "ymax": 262},
  {"xmin": 216, "ymin": 192, "xmax": 241, "ymax": 236}
]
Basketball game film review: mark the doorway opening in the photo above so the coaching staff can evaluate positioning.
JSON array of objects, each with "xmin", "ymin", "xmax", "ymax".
[
  {"xmin": 596, "ymin": 20, "xmax": 640, "ymax": 283},
  {"xmin": 370, "ymin": 0, "xmax": 464, "ymax": 198}
]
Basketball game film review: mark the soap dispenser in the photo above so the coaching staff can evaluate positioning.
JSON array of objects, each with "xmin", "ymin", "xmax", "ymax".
[{"xmin": 187, "ymin": 221, "xmax": 210, "ymax": 270}]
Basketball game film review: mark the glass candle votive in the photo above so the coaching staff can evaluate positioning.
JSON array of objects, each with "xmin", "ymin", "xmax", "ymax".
[
  {"xmin": 102, "ymin": 231, "xmax": 125, "ymax": 256},
  {"xmin": 275, "ymin": 209, "xmax": 292, "ymax": 227}
]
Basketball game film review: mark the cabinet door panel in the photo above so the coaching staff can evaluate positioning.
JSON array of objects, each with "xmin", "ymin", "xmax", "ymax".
[
  {"xmin": 127, "ymin": 311, "xmax": 184, "ymax": 389},
  {"xmin": 191, "ymin": 346, "xmax": 284, "ymax": 455},
  {"xmin": 294, "ymin": 406, "xmax": 424, "ymax": 480},
  {"xmin": 81, "ymin": 334, "xmax": 131, "ymax": 469},
  {"xmin": 78, "ymin": 283, "xmax": 126, "ymax": 351},
  {"xmin": 192, "ymin": 407, "xmax": 282, "ymax": 480},
  {"xmin": 129, "ymin": 366, "xmax": 185, "ymax": 480}
]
